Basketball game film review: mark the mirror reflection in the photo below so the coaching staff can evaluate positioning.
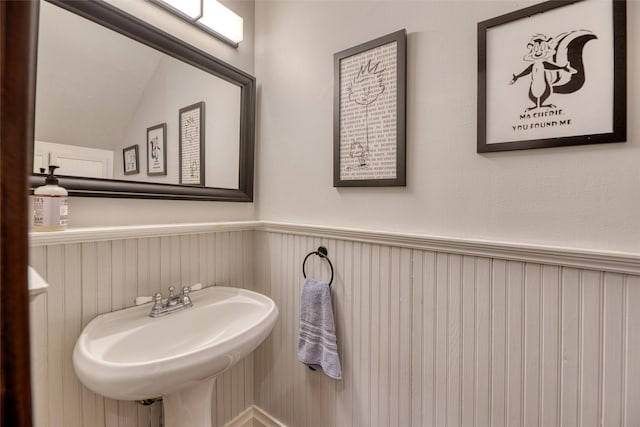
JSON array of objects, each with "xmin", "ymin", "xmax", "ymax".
[{"xmin": 35, "ymin": 1, "xmax": 241, "ymax": 189}]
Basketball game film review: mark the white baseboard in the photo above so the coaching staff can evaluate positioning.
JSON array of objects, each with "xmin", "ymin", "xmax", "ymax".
[
  {"xmin": 224, "ymin": 406, "xmax": 254, "ymax": 427},
  {"xmin": 225, "ymin": 405, "xmax": 286, "ymax": 427},
  {"xmin": 252, "ymin": 406, "xmax": 286, "ymax": 427}
]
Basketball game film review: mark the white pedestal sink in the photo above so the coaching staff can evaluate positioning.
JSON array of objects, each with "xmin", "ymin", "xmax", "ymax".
[{"xmin": 73, "ymin": 286, "xmax": 278, "ymax": 427}]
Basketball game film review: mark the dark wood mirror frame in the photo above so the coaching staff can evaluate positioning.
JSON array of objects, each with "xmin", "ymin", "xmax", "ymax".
[{"xmin": 30, "ymin": 0, "xmax": 256, "ymax": 202}]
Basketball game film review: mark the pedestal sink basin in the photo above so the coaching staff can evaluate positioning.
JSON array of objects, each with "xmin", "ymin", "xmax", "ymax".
[{"xmin": 73, "ymin": 286, "xmax": 278, "ymax": 427}]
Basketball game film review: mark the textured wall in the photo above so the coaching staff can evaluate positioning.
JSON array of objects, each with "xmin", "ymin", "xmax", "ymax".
[
  {"xmin": 29, "ymin": 230, "xmax": 255, "ymax": 427},
  {"xmin": 253, "ymin": 229, "xmax": 640, "ymax": 427},
  {"xmin": 28, "ymin": 224, "xmax": 640, "ymax": 426}
]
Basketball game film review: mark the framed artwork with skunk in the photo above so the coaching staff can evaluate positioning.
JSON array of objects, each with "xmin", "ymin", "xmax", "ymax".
[{"xmin": 477, "ymin": 0, "xmax": 626, "ymax": 152}]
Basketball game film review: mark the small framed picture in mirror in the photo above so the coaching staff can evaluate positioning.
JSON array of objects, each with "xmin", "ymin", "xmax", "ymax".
[
  {"xmin": 147, "ymin": 123, "xmax": 167, "ymax": 176},
  {"xmin": 123, "ymin": 144, "xmax": 139, "ymax": 175},
  {"xmin": 179, "ymin": 101, "xmax": 205, "ymax": 186}
]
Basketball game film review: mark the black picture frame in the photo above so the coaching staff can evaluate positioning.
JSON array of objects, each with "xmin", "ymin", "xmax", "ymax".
[
  {"xmin": 122, "ymin": 144, "xmax": 139, "ymax": 175},
  {"xmin": 146, "ymin": 123, "xmax": 167, "ymax": 176},
  {"xmin": 477, "ymin": 0, "xmax": 626, "ymax": 153},
  {"xmin": 179, "ymin": 101, "xmax": 205, "ymax": 186},
  {"xmin": 333, "ymin": 29, "xmax": 406, "ymax": 187}
]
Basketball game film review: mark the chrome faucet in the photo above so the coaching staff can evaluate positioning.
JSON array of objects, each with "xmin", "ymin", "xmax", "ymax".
[{"xmin": 135, "ymin": 283, "xmax": 202, "ymax": 318}]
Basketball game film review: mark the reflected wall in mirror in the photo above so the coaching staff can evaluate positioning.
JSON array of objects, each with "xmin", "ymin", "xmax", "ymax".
[{"xmin": 31, "ymin": 0, "xmax": 255, "ymax": 201}]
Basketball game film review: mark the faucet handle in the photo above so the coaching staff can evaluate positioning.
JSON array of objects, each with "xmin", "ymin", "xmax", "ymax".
[
  {"xmin": 181, "ymin": 286, "xmax": 193, "ymax": 307},
  {"xmin": 151, "ymin": 292, "xmax": 163, "ymax": 307},
  {"xmin": 180, "ymin": 283, "xmax": 203, "ymax": 294},
  {"xmin": 148, "ymin": 292, "xmax": 164, "ymax": 317}
]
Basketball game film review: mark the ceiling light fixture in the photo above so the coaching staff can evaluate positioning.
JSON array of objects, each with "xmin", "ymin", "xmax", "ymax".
[{"xmin": 149, "ymin": 0, "xmax": 243, "ymax": 48}]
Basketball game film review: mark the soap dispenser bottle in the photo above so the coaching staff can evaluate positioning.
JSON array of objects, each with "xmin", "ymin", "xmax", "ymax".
[{"xmin": 33, "ymin": 165, "xmax": 68, "ymax": 232}]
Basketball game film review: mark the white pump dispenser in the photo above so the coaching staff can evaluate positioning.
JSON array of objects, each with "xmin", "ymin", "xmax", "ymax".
[{"xmin": 33, "ymin": 165, "xmax": 68, "ymax": 232}]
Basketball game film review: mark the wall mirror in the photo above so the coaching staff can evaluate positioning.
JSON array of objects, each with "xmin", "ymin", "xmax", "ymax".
[{"xmin": 30, "ymin": 0, "xmax": 255, "ymax": 201}]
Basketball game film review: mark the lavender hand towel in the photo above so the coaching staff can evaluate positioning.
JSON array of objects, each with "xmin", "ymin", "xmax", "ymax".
[{"xmin": 297, "ymin": 277, "xmax": 342, "ymax": 380}]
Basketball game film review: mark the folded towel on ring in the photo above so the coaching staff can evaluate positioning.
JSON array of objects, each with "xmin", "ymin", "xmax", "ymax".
[{"xmin": 297, "ymin": 277, "xmax": 342, "ymax": 380}]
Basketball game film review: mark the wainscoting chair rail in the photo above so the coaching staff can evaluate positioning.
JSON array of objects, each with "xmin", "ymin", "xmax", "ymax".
[
  {"xmin": 261, "ymin": 221, "xmax": 640, "ymax": 275},
  {"xmin": 28, "ymin": 220, "xmax": 640, "ymax": 274}
]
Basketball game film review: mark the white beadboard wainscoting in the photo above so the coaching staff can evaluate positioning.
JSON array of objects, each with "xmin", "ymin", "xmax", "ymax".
[
  {"xmin": 252, "ymin": 225, "xmax": 640, "ymax": 427},
  {"xmin": 29, "ymin": 225, "xmax": 256, "ymax": 427},
  {"xmin": 28, "ymin": 222, "xmax": 640, "ymax": 427}
]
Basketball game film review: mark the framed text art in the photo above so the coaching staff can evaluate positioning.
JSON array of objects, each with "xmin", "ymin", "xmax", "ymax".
[
  {"xmin": 179, "ymin": 102, "xmax": 205, "ymax": 186},
  {"xmin": 122, "ymin": 144, "xmax": 139, "ymax": 175},
  {"xmin": 477, "ymin": 0, "xmax": 626, "ymax": 153},
  {"xmin": 147, "ymin": 123, "xmax": 167, "ymax": 176},
  {"xmin": 334, "ymin": 29, "xmax": 406, "ymax": 187}
]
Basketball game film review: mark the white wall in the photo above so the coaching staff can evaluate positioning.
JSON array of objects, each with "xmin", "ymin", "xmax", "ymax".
[
  {"xmin": 29, "ymin": 228, "xmax": 255, "ymax": 427},
  {"xmin": 65, "ymin": 0, "xmax": 256, "ymax": 227},
  {"xmin": 36, "ymin": 1, "xmax": 163, "ymax": 152},
  {"xmin": 105, "ymin": 0, "xmax": 255, "ymax": 73},
  {"xmin": 113, "ymin": 56, "xmax": 240, "ymax": 188},
  {"xmin": 254, "ymin": 0, "xmax": 640, "ymax": 253}
]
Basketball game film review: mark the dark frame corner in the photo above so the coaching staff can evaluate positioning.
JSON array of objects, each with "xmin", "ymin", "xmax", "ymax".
[
  {"xmin": 477, "ymin": 0, "xmax": 626, "ymax": 153},
  {"xmin": 333, "ymin": 29, "xmax": 407, "ymax": 187}
]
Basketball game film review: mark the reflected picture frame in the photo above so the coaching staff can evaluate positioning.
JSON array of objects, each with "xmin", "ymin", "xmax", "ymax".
[
  {"xmin": 147, "ymin": 123, "xmax": 167, "ymax": 176},
  {"xmin": 122, "ymin": 144, "xmax": 139, "ymax": 175},
  {"xmin": 477, "ymin": 0, "xmax": 626, "ymax": 152},
  {"xmin": 179, "ymin": 101, "xmax": 205, "ymax": 186}
]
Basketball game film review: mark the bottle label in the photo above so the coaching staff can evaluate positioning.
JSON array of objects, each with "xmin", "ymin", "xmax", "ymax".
[{"xmin": 34, "ymin": 196, "xmax": 68, "ymax": 227}]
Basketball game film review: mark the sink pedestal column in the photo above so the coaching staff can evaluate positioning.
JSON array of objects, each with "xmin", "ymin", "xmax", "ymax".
[{"xmin": 163, "ymin": 376, "xmax": 217, "ymax": 427}]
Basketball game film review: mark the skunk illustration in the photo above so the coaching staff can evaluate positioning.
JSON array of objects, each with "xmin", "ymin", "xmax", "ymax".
[{"xmin": 509, "ymin": 30, "xmax": 597, "ymax": 111}]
